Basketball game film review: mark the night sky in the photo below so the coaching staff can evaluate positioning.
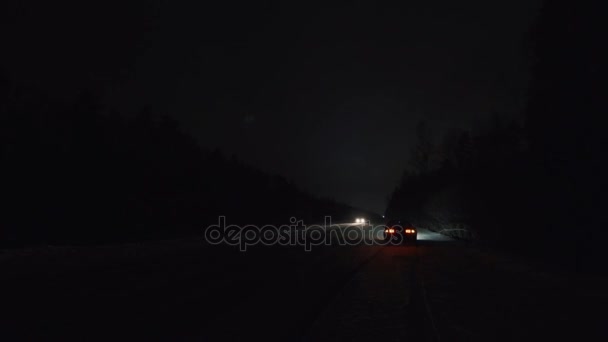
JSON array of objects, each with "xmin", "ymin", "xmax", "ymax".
[{"xmin": 2, "ymin": 0, "xmax": 542, "ymax": 213}]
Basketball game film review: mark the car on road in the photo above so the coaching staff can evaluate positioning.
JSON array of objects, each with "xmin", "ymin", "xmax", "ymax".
[
  {"xmin": 384, "ymin": 219, "xmax": 417, "ymax": 244},
  {"xmin": 355, "ymin": 217, "xmax": 369, "ymax": 224}
]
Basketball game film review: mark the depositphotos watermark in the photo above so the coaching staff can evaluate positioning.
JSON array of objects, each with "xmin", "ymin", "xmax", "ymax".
[{"xmin": 204, "ymin": 216, "xmax": 411, "ymax": 251}]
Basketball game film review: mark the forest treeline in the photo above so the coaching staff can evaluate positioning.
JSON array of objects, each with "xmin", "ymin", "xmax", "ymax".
[
  {"xmin": 0, "ymin": 76, "xmax": 371, "ymax": 247},
  {"xmin": 386, "ymin": 0, "xmax": 606, "ymax": 272}
]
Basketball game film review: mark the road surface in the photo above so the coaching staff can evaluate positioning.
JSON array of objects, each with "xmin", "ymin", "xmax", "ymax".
[{"xmin": 1, "ymin": 224, "xmax": 606, "ymax": 341}]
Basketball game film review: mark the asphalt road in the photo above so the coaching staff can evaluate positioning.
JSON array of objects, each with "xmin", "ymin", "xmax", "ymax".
[{"xmin": 1, "ymin": 224, "xmax": 606, "ymax": 341}]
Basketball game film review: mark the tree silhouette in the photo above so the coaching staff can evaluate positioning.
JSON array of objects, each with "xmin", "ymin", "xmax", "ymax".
[
  {"xmin": 0, "ymin": 75, "xmax": 369, "ymax": 247},
  {"xmin": 408, "ymin": 120, "xmax": 434, "ymax": 174}
]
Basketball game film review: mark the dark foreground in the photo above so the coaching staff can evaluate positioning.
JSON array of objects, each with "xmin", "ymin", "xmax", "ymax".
[{"xmin": 1, "ymin": 227, "xmax": 606, "ymax": 341}]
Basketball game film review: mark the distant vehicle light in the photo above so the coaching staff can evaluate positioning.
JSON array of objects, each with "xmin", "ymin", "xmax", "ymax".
[
  {"xmin": 355, "ymin": 218, "xmax": 361, "ymax": 223},
  {"xmin": 389, "ymin": 228, "xmax": 395, "ymax": 233}
]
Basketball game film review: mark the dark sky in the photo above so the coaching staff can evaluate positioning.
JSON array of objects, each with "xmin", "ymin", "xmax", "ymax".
[{"xmin": 2, "ymin": 0, "xmax": 542, "ymax": 213}]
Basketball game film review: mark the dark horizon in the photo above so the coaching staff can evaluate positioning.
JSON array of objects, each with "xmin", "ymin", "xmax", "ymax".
[
  {"xmin": 1, "ymin": 0, "xmax": 542, "ymax": 213},
  {"xmin": 2, "ymin": 0, "xmax": 608, "ymax": 341}
]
